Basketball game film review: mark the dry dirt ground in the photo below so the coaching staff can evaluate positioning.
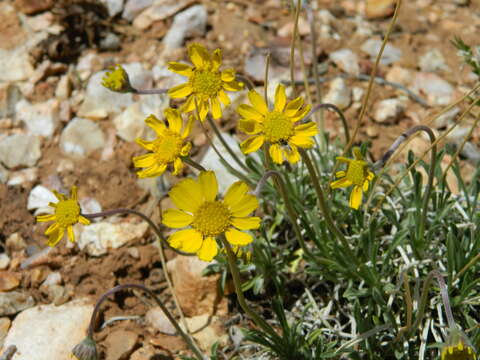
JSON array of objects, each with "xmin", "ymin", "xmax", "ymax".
[{"xmin": 1, "ymin": 0, "xmax": 480, "ymax": 359}]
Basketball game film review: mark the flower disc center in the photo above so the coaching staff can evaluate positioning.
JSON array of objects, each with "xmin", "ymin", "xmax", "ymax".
[
  {"xmin": 191, "ymin": 70, "xmax": 222, "ymax": 98},
  {"xmin": 55, "ymin": 200, "xmax": 80, "ymax": 227},
  {"xmin": 263, "ymin": 111, "xmax": 294, "ymax": 143},
  {"xmin": 192, "ymin": 201, "xmax": 231, "ymax": 237},
  {"xmin": 153, "ymin": 131, "xmax": 183, "ymax": 163},
  {"xmin": 346, "ymin": 160, "xmax": 368, "ymax": 186}
]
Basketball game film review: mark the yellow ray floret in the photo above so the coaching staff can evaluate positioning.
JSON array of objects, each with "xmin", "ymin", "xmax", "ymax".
[
  {"xmin": 237, "ymin": 84, "xmax": 316, "ymax": 164},
  {"xmin": 133, "ymin": 108, "xmax": 193, "ymax": 178},
  {"xmin": 167, "ymin": 43, "xmax": 243, "ymax": 121},
  {"xmin": 36, "ymin": 186, "xmax": 90, "ymax": 247},
  {"xmin": 330, "ymin": 147, "xmax": 375, "ymax": 210},
  {"xmin": 162, "ymin": 171, "xmax": 261, "ymax": 262},
  {"xmin": 441, "ymin": 341, "xmax": 476, "ymax": 360}
]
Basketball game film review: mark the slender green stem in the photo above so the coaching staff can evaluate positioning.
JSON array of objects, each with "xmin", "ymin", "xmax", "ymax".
[
  {"xmin": 87, "ymin": 284, "xmax": 205, "ymax": 360},
  {"xmin": 183, "ymin": 157, "xmax": 207, "ymax": 172},
  {"xmin": 289, "ymin": 0, "xmax": 302, "ymax": 97},
  {"xmin": 221, "ymin": 238, "xmax": 277, "ymax": 338},
  {"xmin": 133, "ymin": 88, "xmax": 168, "ymax": 95},
  {"xmin": 453, "ymin": 252, "xmax": 480, "ymax": 282},
  {"xmin": 254, "ymin": 170, "xmax": 313, "ymax": 258},
  {"xmin": 83, "ymin": 208, "xmax": 194, "ymax": 257},
  {"xmin": 299, "ymin": 149, "xmax": 358, "ymax": 266},
  {"xmin": 264, "ymin": 53, "xmax": 271, "ymax": 103},
  {"xmin": 206, "ymin": 115, "xmax": 250, "ymax": 173}
]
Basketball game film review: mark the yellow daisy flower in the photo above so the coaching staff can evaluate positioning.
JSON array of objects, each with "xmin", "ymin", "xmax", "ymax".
[
  {"xmin": 237, "ymin": 84, "xmax": 316, "ymax": 164},
  {"xmin": 162, "ymin": 171, "xmax": 261, "ymax": 262},
  {"xmin": 101, "ymin": 64, "xmax": 133, "ymax": 93},
  {"xmin": 167, "ymin": 43, "xmax": 243, "ymax": 121},
  {"xmin": 441, "ymin": 328, "xmax": 477, "ymax": 360},
  {"xmin": 133, "ymin": 108, "xmax": 193, "ymax": 178},
  {"xmin": 36, "ymin": 186, "xmax": 90, "ymax": 247},
  {"xmin": 330, "ymin": 147, "xmax": 375, "ymax": 210}
]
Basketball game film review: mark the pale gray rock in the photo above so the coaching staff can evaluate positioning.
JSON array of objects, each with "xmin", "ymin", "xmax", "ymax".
[
  {"xmin": 78, "ymin": 198, "xmax": 102, "ymax": 219},
  {"xmin": 104, "ymin": 330, "xmax": 139, "ymax": 360},
  {"xmin": 0, "ymin": 47, "xmax": 35, "ymax": 82},
  {"xmin": 27, "ymin": 185, "xmax": 57, "ymax": 212},
  {"xmin": 133, "ymin": 0, "xmax": 196, "ymax": 29},
  {"xmin": 433, "ymin": 107, "xmax": 460, "ymax": 128},
  {"xmin": 163, "ymin": 5, "xmax": 208, "ymax": 49},
  {"xmin": 330, "ymin": 49, "xmax": 359, "ymax": 75},
  {"xmin": 2, "ymin": 299, "xmax": 93, "ymax": 360},
  {"xmin": 0, "ymin": 254, "xmax": 10, "ymax": 270},
  {"xmin": 419, "ymin": 49, "xmax": 449, "ymax": 72},
  {"xmin": 461, "ymin": 142, "xmax": 480, "ymax": 163},
  {"xmin": 16, "ymin": 99, "xmax": 59, "ymax": 137},
  {"xmin": 77, "ymin": 221, "xmax": 149, "ymax": 256},
  {"xmin": 0, "ymin": 84, "xmax": 22, "ymax": 119},
  {"xmin": 323, "ymin": 78, "xmax": 351, "ymax": 110},
  {"xmin": 0, "ymin": 317, "xmax": 10, "ymax": 348},
  {"xmin": 199, "ymin": 132, "xmax": 249, "ymax": 194},
  {"xmin": 0, "ymin": 291, "xmax": 35, "ymax": 316},
  {"xmin": 373, "ymin": 98, "xmax": 407, "ymax": 123},
  {"xmin": 122, "ymin": 0, "xmax": 153, "ymax": 21},
  {"xmin": 7, "ymin": 168, "xmax": 38, "ymax": 186},
  {"xmin": 101, "ymin": 0, "xmax": 125, "ymax": 16},
  {"xmin": 42, "ymin": 272, "xmax": 62, "ymax": 287},
  {"xmin": 99, "ymin": 32, "xmax": 121, "ymax": 51},
  {"xmin": 0, "ymin": 134, "xmax": 41, "ymax": 168},
  {"xmin": 122, "ymin": 62, "xmax": 153, "ymax": 90},
  {"xmin": 146, "ymin": 307, "xmax": 176, "ymax": 335},
  {"xmin": 114, "ymin": 91, "xmax": 168, "ymax": 141},
  {"xmin": 412, "ymin": 73, "xmax": 454, "ymax": 106},
  {"xmin": 60, "ymin": 118, "xmax": 106, "ymax": 158},
  {"xmin": 361, "ymin": 39, "xmax": 402, "ymax": 65},
  {"xmin": 0, "ymin": 164, "xmax": 8, "ymax": 184},
  {"xmin": 77, "ymin": 71, "xmax": 133, "ymax": 119}
]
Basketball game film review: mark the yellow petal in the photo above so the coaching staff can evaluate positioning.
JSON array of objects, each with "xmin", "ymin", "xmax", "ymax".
[
  {"xmin": 168, "ymin": 83, "xmax": 193, "ymax": 98},
  {"xmin": 182, "ymin": 95, "xmax": 196, "ymax": 113},
  {"xmin": 240, "ymin": 135, "xmax": 265, "ymax": 154},
  {"xmin": 274, "ymin": 84, "xmax": 287, "ymax": 111},
  {"xmin": 335, "ymin": 171, "xmax": 346, "ymax": 178},
  {"xmin": 180, "ymin": 142, "xmax": 191, "ymax": 157},
  {"xmin": 225, "ymin": 228, "xmax": 253, "ymax": 246},
  {"xmin": 336, "ymin": 156, "xmax": 352, "ymax": 164},
  {"xmin": 349, "ymin": 186, "xmax": 363, "ymax": 210},
  {"xmin": 367, "ymin": 171, "xmax": 375, "ymax": 181},
  {"xmin": 196, "ymin": 99, "xmax": 208, "ymax": 122},
  {"xmin": 363, "ymin": 180, "xmax": 370, "ymax": 192},
  {"xmin": 164, "ymin": 108, "xmax": 182, "ymax": 133},
  {"xmin": 47, "ymin": 228, "xmax": 64, "ymax": 247},
  {"xmin": 218, "ymin": 90, "xmax": 230, "ymax": 106},
  {"xmin": 229, "ymin": 194, "xmax": 258, "ymax": 217},
  {"xmin": 136, "ymin": 164, "xmax": 167, "ymax": 178},
  {"xmin": 52, "ymin": 190, "xmax": 64, "ymax": 201},
  {"xmin": 330, "ymin": 178, "xmax": 353, "ymax": 189},
  {"xmin": 172, "ymin": 157, "xmax": 184, "ymax": 175},
  {"xmin": 167, "ymin": 62, "xmax": 193, "ymax": 77},
  {"xmin": 188, "ymin": 43, "xmax": 210, "ymax": 69},
  {"xmin": 162, "ymin": 209, "xmax": 193, "ymax": 228},
  {"xmin": 133, "ymin": 153, "xmax": 157, "ymax": 169},
  {"xmin": 221, "ymin": 69, "xmax": 235, "ymax": 82},
  {"xmin": 238, "ymin": 119, "xmax": 261, "ymax": 135},
  {"xmin": 231, "ymin": 216, "xmax": 261, "ymax": 230},
  {"xmin": 197, "ymin": 237, "xmax": 218, "ymax": 261},
  {"xmin": 248, "ymin": 90, "xmax": 268, "ymax": 115},
  {"xmin": 36, "ymin": 214, "xmax": 56, "ymax": 222},
  {"xmin": 294, "ymin": 122, "xmax": 318, "ymax": 137},
  {"xmin": 67, "ymin": 226, "xmax": 75, "ymax": 243},
  {"xmin": 269, "ymin": 143, "xmax": 284, "ymax": 164},
  {"xmin": 223, "ymin": 80, "xmax": 243, "ymax": 92},
  {"xmin": 169, "ymin": 178, "xmax": 203, "ymax": 212},
  {"xmin": 144, "ymin": 114, "xmax": 166, "ymax": 135},
  {"xmin": 79, "ymin": 216, "xmax": 91, "ymax": 225},
  {"xmin": 168, "ymin": 229, "xmax": 202, "ymax": 252},
  {"xmin": 289, "ymin": 104, "xmax": 312, "ymax": 123},
  {"xmin": 224, "ymin": 181, "xmax": 249, "ymax": 208},
  {"xmin": 210, "ymin": 97, "xmax": 222, "ymax": 119},
  {"xmin": 237, "ymin": 104, "xmax": 264, "ymax": 121},
  {"xmin": 212, "ymin": 49, "xmax": 222, "ymax": 70},
  {"xmin": 289, "ymin": 135, "xmax": 314, "ymax": 148},
  {"xmin": 182, "ymin": 116, "xmax": 194, "ymax": 139},
  {"xmin": 285, "ymin": 145, "xmax": 300, "ymax": 164},
  {"xmin": 135, "ymin": 138, "xmax": 154, "ymax": 151},
  {"xmin": 285, "ymin": 97, "xmax": 304, "ymax": 116},
  {"xmin": 198, "ymin": 171, "xmax": 218, "ymax": 202},
  {"xmin": 45, "ymin": 222, "xmax": 60, "ymax": 235}
]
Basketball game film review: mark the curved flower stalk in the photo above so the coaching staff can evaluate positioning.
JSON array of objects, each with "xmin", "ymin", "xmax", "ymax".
[
  {"xmin": 330, "ymin": 147, "xmax": 375, "ymax": 210},
  {"xmin": 238, "ymin": 84, "xmax": 317, "ymax": 164},
  {"xmin": 35, "ymin": 186, "xmax": 90, "ymax": 247},
  {"xmin": 168, "ymin": 43, "xmax": 243, "ymax": 121},
  {"xmin": 162, "ymin": 171, "xmax": 260, "ymax": 261},
  {"xmin": 133, "ymin": 108, "xmax": 193, "ymax": 178}
]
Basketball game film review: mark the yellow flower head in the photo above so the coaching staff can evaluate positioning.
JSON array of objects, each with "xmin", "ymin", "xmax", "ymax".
[
  {"xmin": 101, "ymin": 64, "xmax": 133, "ymax": 93},
  {"xmin": 162, "ymin": 171, "xmax": 261, "ymax": 262},
  {"xmin": 238, "ymin": 84, "xmax": 316, "ymax": 164},
  {"xmin": 133, "ymin": 108, "xmax": 193, "ymax": 178},
  {"xmin": 330, "ymin": 147, "xmax": 375, "ymax": 210},
  {"xmin": 36, "ymin": 186, "xmax": 90, "ymax": 247},
  {"xmin": 441, "ymin": 328, "xmax": 477, "ymax": 360},
  {"xmin": 167, "ymin": 43, "xmax": 243, "ymax": 121},
  {"xmin": 221, "ymin": 244, "xmax": 253, "ymax": 263}
]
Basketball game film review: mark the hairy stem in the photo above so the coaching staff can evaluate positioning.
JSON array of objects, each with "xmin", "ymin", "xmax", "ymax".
[{"xmin": 183, "ymin": 157, "xmax": 207, "ymax": 172}]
